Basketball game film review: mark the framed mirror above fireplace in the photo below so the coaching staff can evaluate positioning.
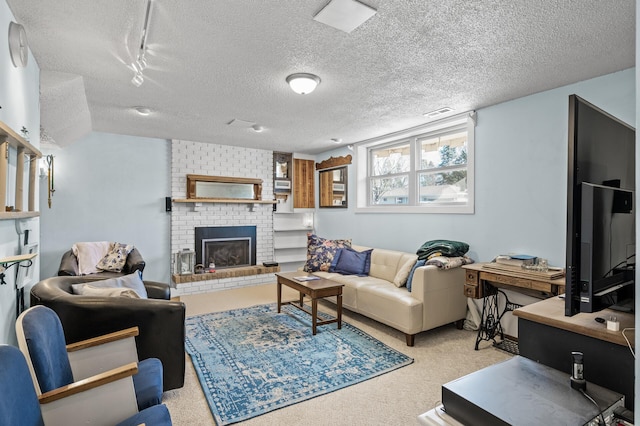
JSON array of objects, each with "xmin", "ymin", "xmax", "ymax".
[{"xmin": 186, "ymin": 174, "xmax": 263, "ymax": 201}]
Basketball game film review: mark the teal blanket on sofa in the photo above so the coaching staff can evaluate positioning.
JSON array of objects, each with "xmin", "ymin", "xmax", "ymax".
[{"xmin": 416, "ymin": 239, "xmax": 469, "ymax": 260}]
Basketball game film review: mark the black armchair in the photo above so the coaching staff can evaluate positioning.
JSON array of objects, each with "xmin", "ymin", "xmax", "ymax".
[
  {"xmin": 58, "ymin": 247, "xmax": 146, "ymax": 278},
  {"xmin": 30, "ymin": 276, "xmax": 185, "ymax": 391}
]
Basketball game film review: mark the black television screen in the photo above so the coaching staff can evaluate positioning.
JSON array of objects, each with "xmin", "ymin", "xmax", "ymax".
[{"xmin": 565, "ymin": 95, "xmax": 635, "ymax": 316}]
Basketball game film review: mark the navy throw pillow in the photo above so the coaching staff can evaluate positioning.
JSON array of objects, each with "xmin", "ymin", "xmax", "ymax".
[{"xmin": 329, "ymin": 247, "xmax": 373, "ymax": 275}]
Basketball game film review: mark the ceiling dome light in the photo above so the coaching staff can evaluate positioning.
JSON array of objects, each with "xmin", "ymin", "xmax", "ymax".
[
  {"xmin": 286, "ymin": 73, "xmax": 321, "ymax": 95},
  {"xmin": 251, "ymin": 124, "xmax": 264, "ymax": 133}
]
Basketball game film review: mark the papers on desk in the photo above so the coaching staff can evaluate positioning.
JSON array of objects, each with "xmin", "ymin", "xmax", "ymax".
[{"xmin": 294, "ymin": 276, "xmax": 320, "ymax": 282}]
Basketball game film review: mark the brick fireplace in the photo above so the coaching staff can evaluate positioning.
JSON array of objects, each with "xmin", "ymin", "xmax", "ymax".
[{"xmin": 171, "ymin": 139, "xmax": 276, "ymax": 295}]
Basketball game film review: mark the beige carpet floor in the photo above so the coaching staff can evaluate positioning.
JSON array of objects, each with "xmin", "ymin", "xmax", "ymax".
[{"xmin": 163, "ymin": 283, "xmax": 512, "ymax": 425}]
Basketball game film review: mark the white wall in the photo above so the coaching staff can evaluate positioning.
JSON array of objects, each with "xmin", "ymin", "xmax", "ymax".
[
  {"xmin": 315, "ymin": 68, "xmax": 635, "ymax": 269},
  {"xmin": 39, "ymin": 132, "xmax": 171, "ymax": 283},
  {"xmin": 0, "ymin": 2, "xmax": 41, "ymax": 345}
]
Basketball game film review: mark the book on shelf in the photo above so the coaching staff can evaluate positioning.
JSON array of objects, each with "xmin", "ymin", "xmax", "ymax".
[
  {"xmin": 495, "ymin": 254, "xmax": 537, "ymax": 267},
  {"xmin": 294, "ymin": 276, "xmax": 320, "ymax": 282}
]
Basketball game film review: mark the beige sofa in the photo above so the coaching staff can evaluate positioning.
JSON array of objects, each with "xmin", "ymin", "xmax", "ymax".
[{"xmin": 306, "ymin": 244, "xmax": 468, "ymax": 346}]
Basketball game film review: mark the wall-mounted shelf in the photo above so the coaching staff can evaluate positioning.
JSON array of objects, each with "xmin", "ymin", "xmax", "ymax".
[
  {"xmin": 0, "ymin": 212, "xmax": 39, "ymax": 220},
  {"xmin": 0, "ymin": 252, "xmax": 37, "ymax": 265},
  {"xmin": 0, "ymin": 120, "xmax": 42, "ymax": 220}
]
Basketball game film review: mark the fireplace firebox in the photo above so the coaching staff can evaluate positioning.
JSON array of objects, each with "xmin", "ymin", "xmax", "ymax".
[{"xmin": 195, "ymin": 226, "xmax": 257, "ymax": 270}]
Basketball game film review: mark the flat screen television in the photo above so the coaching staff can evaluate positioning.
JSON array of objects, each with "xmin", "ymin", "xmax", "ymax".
[{"xmin": 565, "ymin": 95, "xmax": 636, "ymax": 316}]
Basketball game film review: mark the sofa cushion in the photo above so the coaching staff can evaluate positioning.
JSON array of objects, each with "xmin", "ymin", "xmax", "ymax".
[
  {"xmin": 393, "ymin": 255, "xmax": 418, "ymax": 287},
  {"xmin": 71, "ymin": 284, "xmax": 141, "ymax": 298},
  {"xmin": 303, "ymin": 234, "xmax": 352, "ymax": 272},
  {"xmin": 329, "ymin": 247, "xmax": 373, "ymax": 275},
  {"xmin": 71, "ymin": 271, "xmax": 148, "ymax": 299},
  {"xmin": 72, "ymin": 241, "xmax": 112, "ymax": 275},
  {"xmin": 356, "ymin": 282, "xmax": 423, "ymax": 334},
  {"xmin": 364, "ymin": 248, "xmax": 418, "ymax": 285}
]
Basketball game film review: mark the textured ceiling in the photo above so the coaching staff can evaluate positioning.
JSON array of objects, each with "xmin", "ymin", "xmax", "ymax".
[{"xmin": 6, "ymin": 0, "xmax": 636, "ymax": 153}]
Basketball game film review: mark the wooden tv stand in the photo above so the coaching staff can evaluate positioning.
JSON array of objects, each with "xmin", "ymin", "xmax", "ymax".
[{"xmin": 514, "ymin": 296, "xmax": 635, "ymax": 409}]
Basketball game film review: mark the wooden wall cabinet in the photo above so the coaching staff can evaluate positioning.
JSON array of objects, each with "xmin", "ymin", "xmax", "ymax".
[{"xmin": 293, "ymin": 158, "xmax": 315, "ymax": 209}]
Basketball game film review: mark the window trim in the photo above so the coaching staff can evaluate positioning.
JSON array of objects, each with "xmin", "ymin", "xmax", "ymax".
[{"xmin": 355, "ymin": 112, "xmax": 475, "ymax": 214}]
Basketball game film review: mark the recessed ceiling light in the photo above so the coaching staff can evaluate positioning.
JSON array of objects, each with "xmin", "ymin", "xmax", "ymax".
[
  {"xmin": 134, "ymin": 106, "xmax": 151, "ymax": 116},
  {"xmin": 313, "ymin": 0, "xmax": 377, "ymax": 33},
  {"xmin": 251, "ymin": 125, "xmax": 265, "ymax": 133},
  {"xmin": 331, "ymin": 138, "xmax": 343, "ymax": 144}
]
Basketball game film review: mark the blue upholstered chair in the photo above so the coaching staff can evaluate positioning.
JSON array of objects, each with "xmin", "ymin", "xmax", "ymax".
[
  {"xmin": 0, "ymin": 344, "xmax": 172, "ymax": 426},
  {"xmin": 16, "ymin": 305, "xmax": 164, "ymax": 414}
]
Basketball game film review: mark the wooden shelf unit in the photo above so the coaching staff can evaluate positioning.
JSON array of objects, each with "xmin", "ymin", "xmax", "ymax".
[{"xmin": 0, "ymin": 121, "xmax": 42, "ymax": 220}]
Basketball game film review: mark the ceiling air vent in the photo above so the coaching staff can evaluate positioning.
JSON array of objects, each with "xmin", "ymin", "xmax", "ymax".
[
  {"xmin": 313, "ymin": 0, "xmax": 377, "ymax": 33},
  {"xmin": 424, "ymin": 107, "xmax": 454, "ymax": 118}
]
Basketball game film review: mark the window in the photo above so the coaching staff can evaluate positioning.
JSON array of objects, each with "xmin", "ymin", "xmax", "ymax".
[{"xmin": 356, "ymin": 113, "xmax": 475, "ymax": 214}]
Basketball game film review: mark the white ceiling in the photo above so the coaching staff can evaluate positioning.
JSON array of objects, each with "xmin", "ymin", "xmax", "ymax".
[{"xmin": 6, "ymin": 0, "xmax": 636, "ymax": 153}]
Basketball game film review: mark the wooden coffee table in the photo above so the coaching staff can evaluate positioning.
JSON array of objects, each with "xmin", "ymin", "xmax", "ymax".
[{"xmin": 276, "ymin": 271, "xmax": 344, "ymax": 335}]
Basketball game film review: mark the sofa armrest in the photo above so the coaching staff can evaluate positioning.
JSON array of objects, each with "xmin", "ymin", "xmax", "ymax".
[
  {"xmin": 410, "ymin": 265, "xmax": 467, "ymax": 330},
  {"xmin": 58, "ymin": 250, "xmax": 79, "ymax": 276},
  {"xmin": 124, "ymin": 248, "xmax": 146, "ymax": 275},
  {"xmin": 144, "ymin": 280, "xmax": 171, "ymax": 300}
]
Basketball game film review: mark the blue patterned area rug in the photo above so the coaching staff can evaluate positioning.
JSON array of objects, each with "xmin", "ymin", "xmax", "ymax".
[{"xmin": 185, "ymin": 303, "xmax": 413, "ymax": 425}]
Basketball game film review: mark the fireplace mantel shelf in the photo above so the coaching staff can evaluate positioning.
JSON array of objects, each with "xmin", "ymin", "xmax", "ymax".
[{"xmin": 173, "ymin": 198, "xmax": 277, "ymax": 204}]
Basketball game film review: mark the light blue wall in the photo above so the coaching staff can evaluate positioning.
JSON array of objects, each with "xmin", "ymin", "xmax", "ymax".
[
  {"xmin": 39, "ymin": 132, "xmax": 171, "ymax": 283},
  {"xmin": 0, "ymin": 2, "xmax": 41, "ymax": 345},
  {"xmin": 315, "ymin": 68, "xmax": 635, "ymax": 269}
]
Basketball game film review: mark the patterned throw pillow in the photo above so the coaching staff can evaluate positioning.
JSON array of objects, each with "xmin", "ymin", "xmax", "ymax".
[
  {"xmin": 96, "ymin": 243, "xmax": 134, "ymax": 272},
  {"xmin": 303, "ymin": 234, "xmax": 352, "ymax": 272}
]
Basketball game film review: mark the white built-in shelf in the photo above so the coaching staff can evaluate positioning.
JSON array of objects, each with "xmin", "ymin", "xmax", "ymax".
[
  {"xmin": 274, "ymin": 243, "xmax": 308, "ymax": 250},
  {"xmin": 275, "ymin": 254, "xmax": 308, "ymax": 264},
  {"xmin": 273, "ymin": 213, "xmax": 311, "ymax": 267}
]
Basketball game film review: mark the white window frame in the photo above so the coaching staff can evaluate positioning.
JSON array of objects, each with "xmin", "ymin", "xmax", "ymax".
[{"xmin": 355, "ymin": 112, "xmax": 475, "ymax": 214}]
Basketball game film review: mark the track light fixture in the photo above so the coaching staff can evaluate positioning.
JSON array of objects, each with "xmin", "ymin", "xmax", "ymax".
[{"xmin": 130, "ymin": 0, "xmax": 153, "ymax": 87}]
